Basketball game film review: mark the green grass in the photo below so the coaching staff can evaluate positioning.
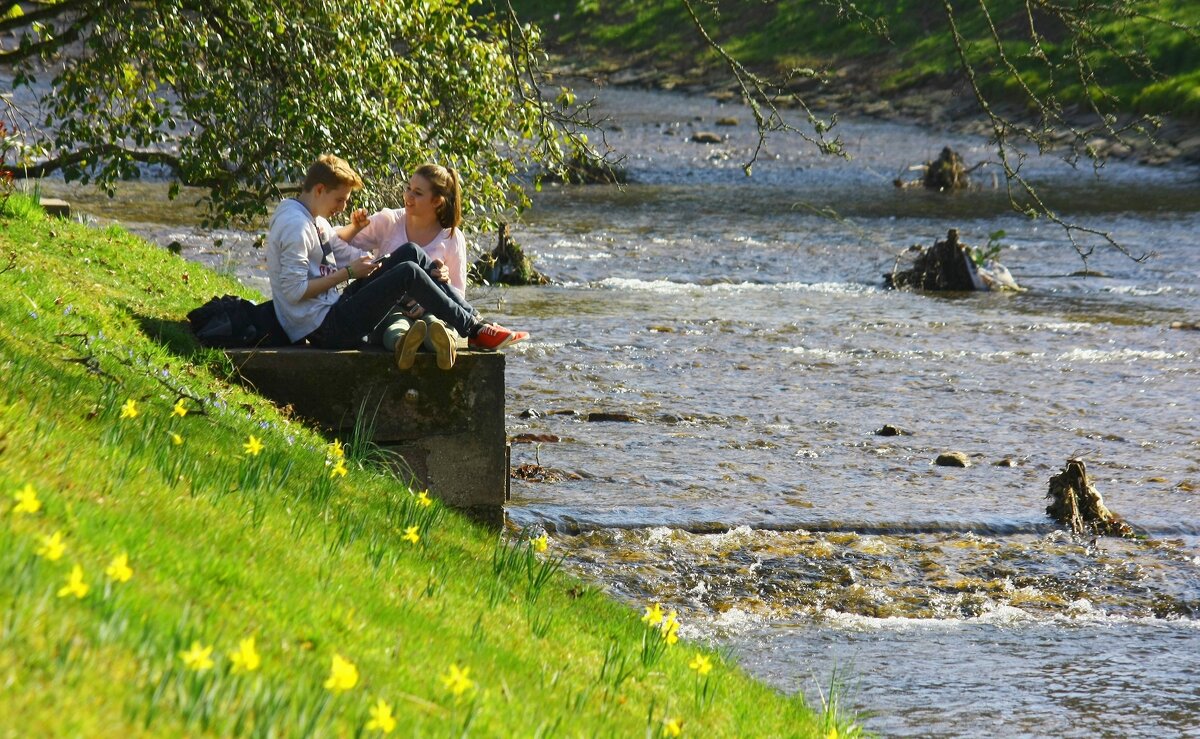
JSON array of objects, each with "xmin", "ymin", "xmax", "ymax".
[
  {"xmin": 507, "ymin": 0, "xmax": 1199, "ymax": 116},
  {"xmin": 0, "ymin": 193, "xmax": 867, "ymax": 736}
]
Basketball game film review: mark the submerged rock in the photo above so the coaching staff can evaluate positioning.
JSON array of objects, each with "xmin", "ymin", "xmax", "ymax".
[
  {"xmin": 586, "ymin": 411, "xmax": 641, "ymax": 423},
  {"xmin": 1046, "ymin": 459, "xmax": 1135, "ymax": 538},
  {"xmin": 935, "ymin": 451, "xmax": 971, "ymax": 467},
  {"xmin": 510, "ymin": 433, "xmax": 561, "ymax": 444}
]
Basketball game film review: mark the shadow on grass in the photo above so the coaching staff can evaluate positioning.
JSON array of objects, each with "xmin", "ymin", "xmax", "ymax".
[{"xmin": 135, "ymin": 314, "xmax": 203, "ymax": 357}]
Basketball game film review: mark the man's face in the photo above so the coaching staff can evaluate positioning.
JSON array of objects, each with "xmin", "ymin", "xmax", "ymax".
[{"xmin": 313, "ymin": 184, "xmax": 354, "ymax": 218}]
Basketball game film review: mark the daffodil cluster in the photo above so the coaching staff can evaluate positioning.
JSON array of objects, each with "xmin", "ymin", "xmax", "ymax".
[
  {"xmin": 326, "ymin": 438, "xmax": 349, "ymax": 479},
  {"xmin": 642, "ymin": 602, "xmax": 682, "ymax": 645},
  {"xmin": 8, "ymin": 394, "xmax": 465, "ymax": 736},
  {"xmin": 10, "ymin": 483, "xmax": 135, "ymax": 604}
]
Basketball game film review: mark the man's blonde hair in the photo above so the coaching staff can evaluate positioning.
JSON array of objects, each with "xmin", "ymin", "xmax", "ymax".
[{"xmin": 302, "ymin": 153, "xmax": 364, "ymax": 192}]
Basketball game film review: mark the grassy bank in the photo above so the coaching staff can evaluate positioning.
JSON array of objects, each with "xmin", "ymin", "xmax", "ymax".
[
  {"xmin": 508, "ymin": 0, "xmax": 1200, "ymax": 116},
  {"xmin": 0, "ymin": 193, "xmax": 854, "ymax": 736}
]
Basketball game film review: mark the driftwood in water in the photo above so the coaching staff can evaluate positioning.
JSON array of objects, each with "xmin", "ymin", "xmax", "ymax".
[
  {"xmin": 924, "ymin": 146, "xmax": 970, "ymax": 190},
  {"xmin": 541, "ymin": 152, "xmax": 627, "ymax": 185},
  {"xmin": 468, "ymin": 223, "xmax": 549, "ymax": 287},
  {"xmin": 1046, "ymin": 459, "xmax": 1135, "ymax": 538},
  {"xmin": 885, "ymin": 229, "xmax": 980, "ymax": 291},
  {"xmin": 893, "ymin": 146, "xmax": 972, "ymax": 190}
]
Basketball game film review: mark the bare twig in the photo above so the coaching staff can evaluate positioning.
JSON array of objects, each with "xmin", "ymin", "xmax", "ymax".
[{"xmin": 680, "ymin": 0, "xmax": 844, "ymax": 175}]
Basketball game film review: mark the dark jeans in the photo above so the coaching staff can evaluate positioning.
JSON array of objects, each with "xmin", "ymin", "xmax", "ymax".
[{"xmin": 308, "ymin": 242, "xmax": 478, "ymax": 349}]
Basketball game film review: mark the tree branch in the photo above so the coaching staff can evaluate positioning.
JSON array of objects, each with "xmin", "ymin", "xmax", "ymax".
[
  {"xmin": 0, "ymin": 0, "xmax": 89, "ymax": 35},
  {"xmin": 940, "ymin": 0, "xmax": 1148, "ymax": 263},
  {"xmin": 680, "ymin": 0, "xmax": 843, "ymax": 176}
]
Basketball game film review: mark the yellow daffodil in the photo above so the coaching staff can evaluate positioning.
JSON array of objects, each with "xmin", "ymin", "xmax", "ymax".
[
  {"xmin": 665, "ymin": 718, "xmax": 683, "ymax": 737},
  {"xmin": 642, "ymin": 602, "xmax": 664, "ymax": 626},
  {"xmin": 330, "ymin": 459, "xmax": 348, "ymax": 479},
  {"xmin": 324, "ymin": 653, "xmax": 359, "ymax": 693},
  {"xmin": 441, "ymin": 664, "xmax": 473, "ymax": 697},
  {"xmin": 826, "ymin": 728, "xmax": 839, "ymax": 739},
  {"xmin": 57, "ymin": 564, "xmax": 89, "ymax": 599},
  {"xmin": 531, "ymin": 533, "xmax": 549, "ymax": 553},
  {"xmin": 402, "ymin": 526, "xmax": 420, "ymax": 545},
  {"xmin": 326, "ymin": 438, "xmax": 345, "ymax": 459},
  {"xmin": 662, "ymin": 609, "xmax": 681, "ymax": 643},
  {"xmin": 662, "ymin": 610, "xmax": 680, "ymax": 645},
  {"xmin": 689, "ymin": 654, "xmax": 713, "ymax": 676},
  {"xmin": 12, "ymin": 483, "xmax": 41, "ymax": 515},
  {"xmin": 416, "ymin": 490, "xmax": 432, "ymax": 507},
  {"xmin": 172, "ymin": 398, "xmax": 188, "ymax": 417},
  {"xmin": 37, "ymin": 530, "xmax": 66, "ymax": 561},
  {"xmin": 366, "ymin": 698, "xmax": 397, "ymax": 734},
  {"xmin": 105, "ymin": 553, "xmax": 133, "ymax": 583},
  {"xmin": 243, "ymin": 434, "xmax": 264, "ymax": 456},
  {"xmin": 181, "ymin": 641, "xmax": 214, "ymax": 671},
  {"xmin": 120, "ymin": 398, "xmax": 139, "ymax": 419},
  {"xmin": 230, "ymin": 636, "xmax": 261, "ymax": 674},
  {"xmin": 169, "ymin": 432, "xmax": 184, "ymax": 446}
]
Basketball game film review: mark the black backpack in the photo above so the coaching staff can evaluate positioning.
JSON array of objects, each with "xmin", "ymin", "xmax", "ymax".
[{"xmin": 187, "ymin": 295, "xmax": 291, "ymax": 348}]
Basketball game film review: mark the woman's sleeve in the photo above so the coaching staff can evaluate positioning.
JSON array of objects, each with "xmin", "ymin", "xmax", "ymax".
[
  {"xmin": 447, "ymin": 229, "xmax": 468, "ymax": 295},
  {"xmin": 350, "ymin": 209, "xmax": 399, "ymax": 256}
]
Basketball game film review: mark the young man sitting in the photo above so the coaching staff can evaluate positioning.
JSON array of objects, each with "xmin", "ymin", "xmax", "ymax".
[{"xmin": 266, "ymin": 154, "xmax": 528, "ymax": 363}]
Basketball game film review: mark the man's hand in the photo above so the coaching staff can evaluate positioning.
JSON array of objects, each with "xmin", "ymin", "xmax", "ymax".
[{"xmin": 351, "ymin": 253, "xmax": 379, "ymax": 279}]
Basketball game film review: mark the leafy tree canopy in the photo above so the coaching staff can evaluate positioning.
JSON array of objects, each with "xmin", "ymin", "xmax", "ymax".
[{"xmin": 1, "ymin": 0, "xmax": 574, "ymax": 226}]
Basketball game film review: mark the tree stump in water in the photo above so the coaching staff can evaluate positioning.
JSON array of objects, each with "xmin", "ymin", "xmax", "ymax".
[
  {"xmin": 1046, "ymin": 459, "xmax": 1134, "ymax": 538},
  {"xmin": 469, "ymin": 223, "xmax": 549, "ymax": 286},
  {"xmin": 884, "ymin": 228, "xmax": 980, "ymax": 291},
  {"xmin": 923, "ymin": 146, "xmax": 969, "ymax": 191}
]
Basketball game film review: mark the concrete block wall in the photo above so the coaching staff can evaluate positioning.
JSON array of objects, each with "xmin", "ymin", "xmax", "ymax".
[{"xmin": 225, "ymin": 347, "xmax": 508, "ymax": 525}]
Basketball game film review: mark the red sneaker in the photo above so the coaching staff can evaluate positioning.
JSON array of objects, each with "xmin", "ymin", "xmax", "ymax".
[{"xmin": 468, "ymin": 323, "xmax": 530, "ymax": 351}]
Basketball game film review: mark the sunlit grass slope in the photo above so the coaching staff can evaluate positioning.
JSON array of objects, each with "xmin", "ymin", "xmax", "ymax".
[{"xmin": 0, "ymin": 194, "xmax": 854, "ymax": 737}]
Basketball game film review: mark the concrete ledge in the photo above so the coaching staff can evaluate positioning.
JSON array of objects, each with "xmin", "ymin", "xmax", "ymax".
[
  {"xmin": 225, "ymin": 346, "xmax": 509, "ymax": 524},
  {"xmin": 40, "ymin": 198, "xmax": 72, "ymax": 218}
]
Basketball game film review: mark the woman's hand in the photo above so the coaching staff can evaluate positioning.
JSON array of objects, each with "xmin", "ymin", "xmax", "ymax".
[
  {"xmin": 430, "ymin": 258, "xmax": 450, "ymax": 283},
  {"xmin": 335, "ymin": 208, "xmax": 372, "ymax": 243}
]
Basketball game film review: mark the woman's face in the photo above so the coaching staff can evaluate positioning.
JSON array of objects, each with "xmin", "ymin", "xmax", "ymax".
[{"xmin": 404, "ymin": 174, "xmax": 443, "ymax": 219}]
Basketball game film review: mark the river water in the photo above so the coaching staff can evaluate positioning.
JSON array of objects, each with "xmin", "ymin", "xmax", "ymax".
[{"xmin": 48, "ymin": 86, "xmax": 1199, "ymax": 737}]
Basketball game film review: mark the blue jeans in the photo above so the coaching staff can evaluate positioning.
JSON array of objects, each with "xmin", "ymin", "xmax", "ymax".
[{"xmin": 308, "ymin": 243, "xmax": 478, "ymax": 349}]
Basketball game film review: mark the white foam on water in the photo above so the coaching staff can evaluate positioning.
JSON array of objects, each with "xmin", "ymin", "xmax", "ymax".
[
  {"xmin": 712, "ymin": 525, "xmax": 756, "ymax": 549},
  {"xmin": 595, "ymin": 277, "xmax": 695, "ymax": 293},
  {"xmin": 707, "ymin": 607, "xmax": 767, "ymax": 635},
  {"xmin": 707, "ymin": 280, "xmax": 877, "ymax": 295},
  {"xmin": 779, "ymin": 347, "xmax": 850, "ymax": 361},
  {"xmin": 812, "ymin": 592, "xmax": 1200, "ymax": 631},
  {"xmin": 541, "ymin": 251, "xmax": 617, "ymax": 262},
  {"xmin": 591, "ymin": 277, "xmax": 876, "ymax": 295},
  {"xmin": 1056, "ymin": 348, "xmax": 1189, "ymax": 362},
  {"xmin": 1103, "ymin": 284, "xmax": 1171, "ymax": 296},
  {"xmin": 973, "ymin": 604, "xmax": 1038, "ymax": 625},
  {"xmin": 643, "ymin": 525, "xmax": 677, "ymax": 547}
]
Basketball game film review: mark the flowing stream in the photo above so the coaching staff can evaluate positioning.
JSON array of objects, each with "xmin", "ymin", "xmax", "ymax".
[{"xmin": 46, "ymin": 86, "xmax": 1200, "ymax": 737}]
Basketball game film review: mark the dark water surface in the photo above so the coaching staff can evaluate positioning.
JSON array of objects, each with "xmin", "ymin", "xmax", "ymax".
[{"xmin": 50, "ymin": 86, "xmax": 1200, "ymax": 737}]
